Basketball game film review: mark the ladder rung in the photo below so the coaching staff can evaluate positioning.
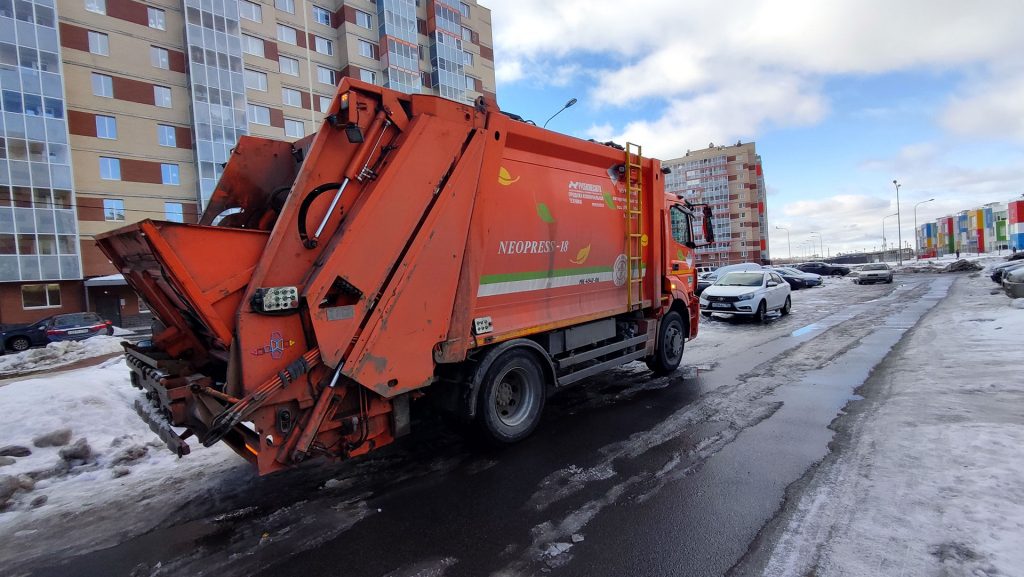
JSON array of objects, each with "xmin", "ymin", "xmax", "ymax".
[
  {"xmin": 630, "ymin": 279, "xmax": 643, "ymax": 284},
  {"xmin": 628, "ymin": 233, "xmax": 643, "ymax": 238},
  {"xmin": 629, "ymin": 256, "xmax": 642, "ymax": 260}
]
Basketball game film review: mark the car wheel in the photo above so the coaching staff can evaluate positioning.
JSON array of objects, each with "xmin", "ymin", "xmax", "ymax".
[
  {"xmin": 8, "ymin": 336, "xmax": 31, "ymax": 352},
  {"xmin": 701, "ymin": 311, "xmax": 711, "ymax": 318},
  {"xmin": 781, "ymin": 296, "xmax": 791, "ymax": 316},
  {"xmin": 646, "ymin": 311, "xmax": 685, "ymax": 376},
  {"xmin": 752, "ymin": 300, "xmax": 767, "ymax": 323},
  {"xmin": 886, "ymin": 277, "xmax": 893, "ymax": 284},
  {"xmin": 476, "ymin": 349, "xmax": 546, "ymax": 444}
]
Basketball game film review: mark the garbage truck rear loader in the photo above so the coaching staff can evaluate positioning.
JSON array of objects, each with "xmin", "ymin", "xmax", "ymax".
[{"xmin": 97, "ymin": 79, "xmax": 711, "ymax": 475}]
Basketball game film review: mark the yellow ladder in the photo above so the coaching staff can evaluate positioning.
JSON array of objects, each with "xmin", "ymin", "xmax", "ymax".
[{"xmin": 625, "ymin": 142, "xmax": 644, "ymax": 310}]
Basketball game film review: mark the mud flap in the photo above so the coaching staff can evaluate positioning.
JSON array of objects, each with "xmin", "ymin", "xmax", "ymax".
[{"xmin": 135, "ymin": 399, "xmax": 192, "ymax": 457}]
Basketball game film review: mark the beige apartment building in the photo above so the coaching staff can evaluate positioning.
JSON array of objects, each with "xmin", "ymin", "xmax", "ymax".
[
  {"xmin": 0, "ymin": 0, "xmax": 495, "ymax": 328},
  {"xmin": 663, "ymin": 142, "xmax": 769, "ymax": 268}
]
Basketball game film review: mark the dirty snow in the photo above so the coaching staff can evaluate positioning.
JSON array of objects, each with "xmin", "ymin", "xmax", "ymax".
[
  {"xmin": 0, "ymin": 335, "xmax": 128, "ymax": 377},
  {"xmin": 764, "ymin": 271, "xmax": 1024, "ymax": 576}
]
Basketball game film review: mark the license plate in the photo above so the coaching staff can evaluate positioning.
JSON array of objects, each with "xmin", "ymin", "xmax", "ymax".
[
  {"xmin": 66, "ymin": 329, "xmax": 89, "ymax": 335},
  {"xmin": 711, "ymin": 303, "xmax": 731, "ymax": 309}
]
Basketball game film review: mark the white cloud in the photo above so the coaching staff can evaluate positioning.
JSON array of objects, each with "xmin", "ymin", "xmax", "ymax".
[{"xmin": 941, "ymin": 71, "xmax": 1024, "ymax": 140}]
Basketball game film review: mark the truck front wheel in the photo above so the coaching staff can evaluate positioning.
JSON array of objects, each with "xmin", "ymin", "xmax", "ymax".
[
  {"xmin": 476, "ymin": 350, "xmax": 546, "ymax": 444},
  {"xmin": 646, "ymin": 311, "xmax": 685, "ymax": 376}
]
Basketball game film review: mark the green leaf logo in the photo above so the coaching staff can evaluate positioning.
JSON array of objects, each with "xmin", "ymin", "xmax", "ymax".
[{"xmin": 536, "ymin": 203, "xmax": 554, "ymax": 223}]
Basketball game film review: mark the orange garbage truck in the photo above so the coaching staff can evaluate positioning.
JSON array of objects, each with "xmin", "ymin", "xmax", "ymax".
[{"xmin": 97, "ymin": 79, "xmax": 713, "ymax": 475}]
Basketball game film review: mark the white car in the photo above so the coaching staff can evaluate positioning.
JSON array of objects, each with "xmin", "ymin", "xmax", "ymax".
[
  {"xmin": 853, "ymin": 263, "xmax": 893, "ymax": 284},
  {"xmin": 699, "ymin": 271, "xmax": 792, "ymax": 321}
]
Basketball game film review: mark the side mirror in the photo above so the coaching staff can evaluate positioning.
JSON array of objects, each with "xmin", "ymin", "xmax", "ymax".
[
  {"xmin": 767, "ymin": 281, "xmax": 778, "ymax": 287},
  {"xmin": 702, "ymin": 206, "xmax": 715, "ymax": 243}
]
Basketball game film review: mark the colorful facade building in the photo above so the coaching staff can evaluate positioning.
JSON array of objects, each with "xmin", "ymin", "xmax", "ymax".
[
  {"xmin": 920, "ymin": 198, "xmax": 1021, "ymax": 257},
  {"xmin": 916, "ymin": 222, "xmax": 937, "ymax": 258},
  {"xmin": 1010, "ymin": 200, "xmax": 1024, "ymax": 251}
]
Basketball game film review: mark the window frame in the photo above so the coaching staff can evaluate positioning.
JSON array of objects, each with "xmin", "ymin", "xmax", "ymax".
[
  {"xmin": 355, "ymin": 9, "xmax": 372, "ymax": 29},
  {"xmin": 313, "ymin": 35, "xmax": 333, "ymax": 56},
  {"xmin": 277, "ymin": 24, "xmax": 298, "ymax": 45},
  {"xmin": 312, "ymin": 5, "xmax": 331, "ymax": 26},
  {"xmin": 87, "ymin": 31, "xmax": 109, "ymax": 56},
  {"xmin": 84, "ymin": 0, "xmax": 106, "ymax": 15},
  {"xmin": 154, "ymin": 85, "xmax": 172, "ymax": 108},
  {"xmin": 95, "ymin": 115, "xmax": 117, "ymax": 139},
  {"xmin": 99, "ymin": 157, "xmax": 121, "ymax": 180},
  {"xmin": 275, "ymin": 0, "xmax": 296, "ymax": 14},
  {"xmin": 21, "ymin": 283, "xmax": 62, "ymax": 309},
  {"xmin": 244, "ymin": 68, "xmax": 269, "ymax": 91},
  {"xmin": 357, "ymin": 39, "xmax": 374, "ymax": 59},
  {"xmin": 242, "ymin": 34, "xmax": 265, "ymax": 57},
  {"xmin": 247, "ymin": 103, "xmax": 271, "ymax": 126},
  {"xmin": 459, "ymin": 2, "xmax": 470, "ymax": 18},
  {"xmin": 239, "ymin": 0, "xmax": 262, "ymax": 22},
  {"xmin": 157, "ymin": 124, "xmax": 176, "ymax": 147},
  {"xmin": 160, "ymin": 163, "xmax": 180, "ymax": 186},
  {"xmin": 147, "ymin": 7, "xmax": 166, "ymax": 30},
  {"xmin": 318, "ymin": 95, "xmax": 332, "ymax": 113},
  {"xmin": 279, "ymin": 55, "xmax": 299, "ymax": 76},
  {"xmin": 103, "ymin": 198, "xmax": 125, "ymax": 221},
  {"xmin": 284, "ymin": 118, "xmax": 304, "ymax": 138},
  {"xmin": 91, "ymin": 73, "xmax": 113, "ymax": 98},
  {"xmin": 358, "ymin": 68, "xmax": 376, "ymax": 84},
  {"xmin": 316, "ymin": 65, "xmax": 334, "ymax": 85},
  {"xmin": 150, "ymin": 45, "xmax": 170, "ymax": 70},
  {"xmin": 281, "ymin": 87, "xmax": 302, "ymax": 107}
]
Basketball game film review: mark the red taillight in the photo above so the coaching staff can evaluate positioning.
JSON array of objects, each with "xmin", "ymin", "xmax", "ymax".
[
  {"xmin": 46, "ymin": 330, "xmax": 60, "ymax": 336},
  {"xmin": 90, "ymin": 324, "xmax": 108, "ymax": 330},
  {"xmin": 105, "ymin": 320, "xmax": 112, "ymax": 326}
]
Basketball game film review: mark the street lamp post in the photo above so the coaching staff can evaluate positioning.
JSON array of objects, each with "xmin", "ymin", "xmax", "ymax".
[
  {"xmin": 913, "ymin": 198, "xmax": 935, "ymax": 259},
  {"xmin": 775, "ymin": 226, "xmax": 791, "ymax": 260},
  {"xmin": 893, "ymin": 180, "xmax": 903, "ymax": 265},
  {"xmin": 882, "ymin": 212, "xmax": 898, "ymax": 263},
  {"xmin": 810, "ymin": 231, "xmax": 823, "ymax": 260},
  {"xmin": 542, "ymin": 98, "xmax": 578, "ymax": 129}
]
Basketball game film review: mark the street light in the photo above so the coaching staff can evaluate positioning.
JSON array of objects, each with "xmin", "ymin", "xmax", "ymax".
[
  {"xmin": 543, "ymin": 97, "xmax": 578, "ymax": 128},
  {"xmin": 775, "ymin": 226, "xmax": 791, "ymax": 260},
  {"xmin": 892, "ymin": 180, "xmax": 903, "ymax": 265},
  {"xmin": 882, "ymin": 212, "xmax": 898, "ymax": 263},
  {"xmin": 913, "ymin": 198, "xmax": 935, "ymax": 259},
  {"xmin": 810, "ymin": 231, "xmax": 824, "ymax": 260}
]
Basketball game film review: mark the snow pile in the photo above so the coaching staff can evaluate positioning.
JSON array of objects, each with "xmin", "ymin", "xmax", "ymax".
[
  {"xmin": 765, "ymin": 274, "xmax": 1024, "ymax": 576},
  {"xmin": 0, "ymin": 358, "xmax": 241, "ymax": 563},
  {"xmin": 0, "ymin": 336, "xmax": 127, "ymax": 377}
]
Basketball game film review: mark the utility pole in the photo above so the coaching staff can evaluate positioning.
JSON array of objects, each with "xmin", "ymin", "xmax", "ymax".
[
  {"xmin": 893, "ymin": 180, "xmax": 903, "ymax": 266},
  {"xmin": 775, "ymin": 226, "xmax": 791, "ymax": 260}
]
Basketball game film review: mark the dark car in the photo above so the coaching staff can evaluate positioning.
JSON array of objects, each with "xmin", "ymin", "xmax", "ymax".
[
  {"xmin": 795, "ymin": 261, "xmax": 850, "ymax": 276},
  {"xmin": 990, "ymin": 260, "xmax": 1024, "ymax": 284},
  {"xmin": 1, "ymin": 312, "xmax": 114, "ymax": 353},
  {"xmin": 768, "ymin": 266, "xmax": 823, "ymax": 289}
]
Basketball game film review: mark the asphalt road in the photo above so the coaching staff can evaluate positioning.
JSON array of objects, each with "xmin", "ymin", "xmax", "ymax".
[{"xmin": 24, "ymin": 274, "xmax": 952, "ymax": 577}]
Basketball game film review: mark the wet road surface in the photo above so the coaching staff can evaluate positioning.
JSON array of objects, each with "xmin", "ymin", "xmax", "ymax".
[{"xmin": 22, "ymin": 274, "xmax": 954, "ymax": 577}]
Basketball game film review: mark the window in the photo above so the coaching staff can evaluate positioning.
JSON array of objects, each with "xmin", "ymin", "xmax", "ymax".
[
  {"xmin": 242, "ymin": 35, "xmax": 265, "ymax": 57},
  {"xmin": 85, "ymin": 0, "xmax": 105, "ymax": 15},
  {"xmin": 463, "ymin": 51, "xmax": 473, "ymax": 66},
  {"xmin": 88, "ymin": 31, "xmax": 109, "ymax": 55},
  {"xmin": 282, "ymin": 87, "xmax": 302, "ymax": 107},
  {"xmin": 359, "ymin": 68, "xmax": 375, "ymax": 84},
  {"xmin": 91, "ymin": 73, "xmax": 113, "ymax": 97},
  {"xmin": 138, "ymin": 297, "xmax": 151, "ymax": 313},
  {"xmin": 164, "ymin": 203, "xmax": 184, "ymax": 223},
  {"xmin": 318, "ymin": 96, "xmax": 331, "ymax": 113},
  {"xmin": 279, "ymin": 56, "xmax": 299, "ymax": 76},
  {"xmin": 312, "ymin": 5, "xmax": 331, "ymax": 25},
  {"xmin": 314, "ymin": 36, "xmax": 333, "ymax": 56},
  {"xmin": 21, "ymin": 284, "xmax": 61, "ymax": 309},
  {"xmin": 461, "ymin": 26, "xmax": 473, "ymax": 42},
  {"xmin": 464, "ymin": 75, "xmax": 475, "ymax": 90},
  {"xmin": 147, "ymin": 7, "xmax": 165, "ymax": 30},
  {"xmin": 99, "ymin": 157, "xmax": 121, "ymax": 180},
  {"xmin": 154, "ymin": 86, "xmax": 172, "ymax": 108},
  {"xmin": 277, "ymin": 25, "xmax": 297, "ymax": 45},
  {"xmin": 355, "ymin": 9, "xmax": 372, "ymax": 28},
  {"xmin": 670, "ymin": 205, "xmax": 693, "ymax": 245},
  {"xmin": 244, "ymin": 69, "xmax": 268, "ymax": 91},
  {"xmin": 284, "ymin": 119, "xmax": 304, "ymax": 138},
  {"xmin": 239, "ymin": 0, "xmax": 262, "ymax": 22},
  {"xmin": 248, "ymin": 104, "xmax": 270, "ymax": 125},
  {"xmin": 358, "ymin": 39, "xmax": 374, "ymax": 59},
  {"xmin": 157, "ymin": 124, "xmax": 176, "ymax": 147},
  {"xmin": 103, "ymin": 198, "xmax": 125, "ymax": 221},
  {"xmin": 150, "ymin": 46, "xmax": 169, "ymax": 69},
  {"xmin": 459, "ymin": 2, "xmax": 470, "ymax": 18},
  {"xmin": 316, "ymin": 65, "xmax": 334, "ymax": 85},
  {"xmin": 161, "ymin": 164, "xmax": 180, "ymax": 185},
  {"xmin": 95, "ymin": 115, "xmax": 117, "ymax": 139},
  {"xmin": 275, "ymin": 0, "xmax": 295, "ymax": 14}
]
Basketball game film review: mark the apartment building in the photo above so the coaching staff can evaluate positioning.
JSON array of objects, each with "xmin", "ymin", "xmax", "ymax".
[
  {"xmin": 0, "ymin": 0, "xmax": 495, "ymax": 326},
  {"xmin": 662, "ymin": 142, "xmax": 769, "ymax": 268}
]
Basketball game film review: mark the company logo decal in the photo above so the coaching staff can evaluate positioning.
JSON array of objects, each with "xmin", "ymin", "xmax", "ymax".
[
  {"xmin": 252, "ymin": 331, "xmax": 295, "ymax": 359},
  {"xmin": 498, "ymin": 167, "xmax": 520, "ymax": 186},
  {"xmin": 569, "ymin": 244, "xmax": 591, "ymax": 265},
  {"xmin": 613, "ymin": 254, "xmax": 628, "ymax": 287}
]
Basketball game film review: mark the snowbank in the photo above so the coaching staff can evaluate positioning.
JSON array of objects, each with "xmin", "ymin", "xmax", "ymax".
[
  {"xmin": 0, "ymin": 336, "xmax": 127, "ymax": 377},
  {"xmin": 765, "ymin": 273, "xmax": 1024, "ymax": 576}
]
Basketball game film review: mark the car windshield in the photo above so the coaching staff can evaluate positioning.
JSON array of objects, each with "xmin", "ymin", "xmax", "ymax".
[
  {"xmin": 53, "ymin": 315, "xmax": 84, "ymax": 328},
  {"xmin": 717, "ymin": 272, "xmax": 764, "ymax": 286},
  {"xmin": 862, "ymin": 264, "xmax": 888, "ymax": 270}
]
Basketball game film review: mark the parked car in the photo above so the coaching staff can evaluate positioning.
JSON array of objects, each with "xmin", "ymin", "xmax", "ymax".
[
  {"xmin": 768, "ymin": 266, "xmax": 823, "ymax": 289},
  {"xmin": 0, "ymin": 312, "xmax": 114, "ymax": 353},
  {"xmin": 695, "ymin": 262, "xmax": 764, "ymax": 296},
  {"xmin": 990, "ymin": 260, "xmax": 1024, "ymax": 284},
  {"xmin": 795, "ymin": 261, "xmax": 850, "ymax": 276},
  {"xmin": 699, "ymin": 270, "xmax": 792, "ymax": 321},
  {"xmin": 1003, "ymin": 266, "xmax": 1024, "ymax": 298},
  {"xmin": 853, "ymin": 263, "xmax": 893, "ymax": 284}
]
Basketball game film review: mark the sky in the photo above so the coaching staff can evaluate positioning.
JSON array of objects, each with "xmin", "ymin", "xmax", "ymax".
[{"xmin": 478, "ymin": 0, "xmax": 1024, "ymax": 259}]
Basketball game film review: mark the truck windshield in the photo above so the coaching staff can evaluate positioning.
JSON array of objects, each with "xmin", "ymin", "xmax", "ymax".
[{"xmin": 717, "ymin": 272, "xmax": 764, "ymax": 286}]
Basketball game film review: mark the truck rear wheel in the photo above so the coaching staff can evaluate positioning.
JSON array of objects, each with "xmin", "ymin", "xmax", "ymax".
[
  {"xmin": 476, "ymin": 350, "xmax": 546, "ymax": 444},
  {"xmin": 646, "ymin": 311, "xmax": 685, "ymax": 376}
]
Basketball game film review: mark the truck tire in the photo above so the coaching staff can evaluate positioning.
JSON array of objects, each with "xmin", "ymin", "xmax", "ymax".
[
  {"xmin": 646, "ymin": 311, "xmax": 685, "ymax": 376},
  {"xmin": 476, "ymin": 349, "xmax": 546, "ymax": 444}
]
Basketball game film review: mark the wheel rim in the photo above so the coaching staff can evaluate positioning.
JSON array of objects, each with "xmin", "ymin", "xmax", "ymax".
[
  {"xmin": 492, "ymin": 366, "xmax": 535, "ymax": 428},
  {"xmin": 664, "ymin": 321, "xmax": 683, "ymax": 362},
  {"xmin": 12, "ymin": 339, "xmax": 28, "ymax": 351}
]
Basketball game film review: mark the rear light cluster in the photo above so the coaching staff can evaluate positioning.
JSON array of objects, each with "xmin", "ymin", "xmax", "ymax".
[{"xmin": 45, "ymin": 321, "xmax": 113, "ymax": 336}]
